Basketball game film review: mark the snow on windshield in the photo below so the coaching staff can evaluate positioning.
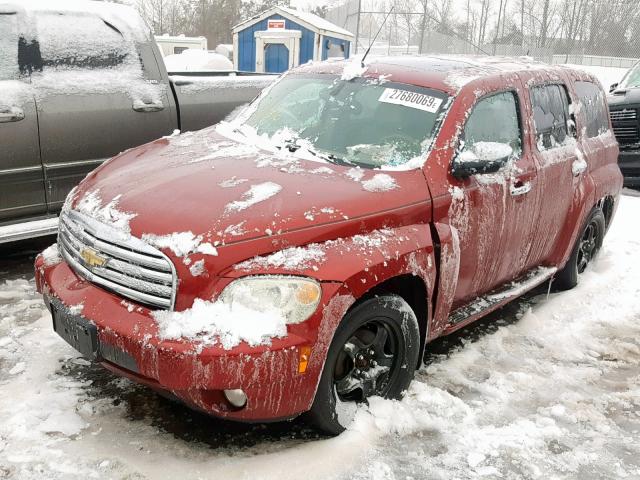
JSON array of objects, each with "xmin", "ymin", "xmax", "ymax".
[{"xmin": 234, "ymin": 73, "xmax": 450, "ymax": 170}]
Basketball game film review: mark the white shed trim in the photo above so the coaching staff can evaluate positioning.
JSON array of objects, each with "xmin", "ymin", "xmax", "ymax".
[
  {"xmin": 233, "ymin": 6, "xmax": 354, "ymax": 42},
  {"xmin": 254, "ymin": 30, "xmax": 302, "ymax": 73}
]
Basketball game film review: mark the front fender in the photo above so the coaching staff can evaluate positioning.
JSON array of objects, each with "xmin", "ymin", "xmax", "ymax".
[{"xmin": 230, "ymin": 224, "xmax": 436, "ymax": 300}]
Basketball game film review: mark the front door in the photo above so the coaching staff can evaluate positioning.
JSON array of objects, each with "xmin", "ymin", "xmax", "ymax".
[
  {"xmin": 28, "ymin": 9, "xmax": 174, "ymax": 212},
  {"xmin": 264, "ymin": 43, "xmax": 289, "ymax": 74},
  {"xmin": 446, "ymin": 87, "xmax": 542, "ymax": 309},
  {"xmin": 0, "ymin": 12, "xmax": 47, "ymax": 222}
]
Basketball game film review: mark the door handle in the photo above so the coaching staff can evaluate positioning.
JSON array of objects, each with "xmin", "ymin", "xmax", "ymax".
[
  {"xmin": 132, "ymin": 101, "xmax": 165, "ymax": 113},
  {"xmin": 572, "ymin": 158, "xmax": 587, "ymax": 177},
  {"xmin": 510, "ymin": 181, "xmax": 532, "ymax": 196},
  {"xmin": 0, "ymin": 106, "xmax": 25, "ymax": 123}
]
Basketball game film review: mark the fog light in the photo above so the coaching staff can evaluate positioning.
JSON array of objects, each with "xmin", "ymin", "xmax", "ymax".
[{"xmin": 223, "ymin": 389, "xmax": 247, "ymax": 408}]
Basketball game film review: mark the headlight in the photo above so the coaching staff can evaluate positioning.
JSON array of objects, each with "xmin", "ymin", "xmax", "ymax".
[{"xmin": 219, "ymin": 276, "xmax": 322, "ymax": 324}]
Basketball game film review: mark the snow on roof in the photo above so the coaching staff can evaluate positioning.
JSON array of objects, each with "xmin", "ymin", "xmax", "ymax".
[
  {"xmin": 233, "ymin": 6, "xmax": 353, "ymax": 39},
  {"xmin": 5, "ymin": 0, "xmax": 151, "ymax": 42}
]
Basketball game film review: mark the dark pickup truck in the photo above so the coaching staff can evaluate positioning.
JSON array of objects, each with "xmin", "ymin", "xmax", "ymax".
[
  {"xmin": 0, "ymin": 0, "xmax": 274, "ymax": 243},
  {"xmin": 608, "ymin": 61, "xmax": 640, "ymax": 187}
]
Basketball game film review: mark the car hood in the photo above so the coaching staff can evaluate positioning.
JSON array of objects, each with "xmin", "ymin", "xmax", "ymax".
[
  {"xmin": 608, "ymin": 87, "xmax": 640, "ymax": 108},
  {"xmin": 72, "ymin": 126, "xmax": 430, "ymax": 257}
]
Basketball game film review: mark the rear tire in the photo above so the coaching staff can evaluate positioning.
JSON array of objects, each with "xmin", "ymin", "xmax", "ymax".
[
  {"xmin": 554, "ymin": 208, "xmax": 605, "ymax": 291},
  {"xmin": 306, "ymin": 295, "xmax": 420, "ymax": 435}
]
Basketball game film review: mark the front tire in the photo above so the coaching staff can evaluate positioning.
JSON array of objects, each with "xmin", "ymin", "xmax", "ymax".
[
  {"xmin": 307, "ymin": 295, "xmax": 420, "ymax": 435},
  {"xmin": 554, "ymin": 208, "xmax": 605, "ymax": 290}
]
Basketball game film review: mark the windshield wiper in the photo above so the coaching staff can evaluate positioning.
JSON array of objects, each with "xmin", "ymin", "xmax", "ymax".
[{"xmin": 277, "ymin": 138, "xmax": 375, "ymax": 169}]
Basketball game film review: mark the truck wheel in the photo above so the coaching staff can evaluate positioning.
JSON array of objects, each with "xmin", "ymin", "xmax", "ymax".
[
  {"xmin": 554, "ymin": 208, "xmax": 605, "ymax": 291},
  {"xmin": 307, "ymin": 295, "xmax": 420, "ymax": 435}
]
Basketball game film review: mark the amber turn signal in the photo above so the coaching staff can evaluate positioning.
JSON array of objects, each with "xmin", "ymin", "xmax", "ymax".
[
  {"xmin": 298, "ymin": 346, "xmax": 312, "ymax": 374},
  {"xmin": 295, "ymin": 282, "xmax": 321, "ymax": 305}
]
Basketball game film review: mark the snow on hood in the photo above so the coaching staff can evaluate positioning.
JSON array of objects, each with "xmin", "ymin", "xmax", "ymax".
[{"xmin": 70, "ymin": 125, "xmax": 430, "ymax": 264}]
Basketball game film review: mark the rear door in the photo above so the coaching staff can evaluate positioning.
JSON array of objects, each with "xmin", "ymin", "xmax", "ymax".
[
  {"xmin": 29, "ymin": 9, "xmax": 175, "ymax": 212},
  {"xmin": 0, "ymin": 11, "xmax": 47, "ymax": 222},
  {"xmin": 524, "ymin": 83, "xmax": 580, "ymax": 266},
  {"xmin": 574, "ymin": 80, "xmax": 617, "ymax": 171}
]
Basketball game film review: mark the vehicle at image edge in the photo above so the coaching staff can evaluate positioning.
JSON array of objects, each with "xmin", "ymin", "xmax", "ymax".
[
  {"xmin": 608, "ymin": 60, "xmax": 640, "ymax": 187},
  {"xmin": 35, "ymin": 56, "xmax": 623, "ymax": 435},
  {"xmin": 0, "ymin": 0, "xmax": 274, "ymax": 243}
]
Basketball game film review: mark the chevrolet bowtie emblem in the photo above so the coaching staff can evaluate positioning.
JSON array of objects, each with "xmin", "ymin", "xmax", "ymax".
[{"xmin": 80, "ymin": 247, "xmax": 107, "ymax": 268}]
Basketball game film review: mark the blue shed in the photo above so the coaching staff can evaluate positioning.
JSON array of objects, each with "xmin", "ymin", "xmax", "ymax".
[{"xmin": 232, "ymin": 6, "xmax": 354, "ymax": 74}]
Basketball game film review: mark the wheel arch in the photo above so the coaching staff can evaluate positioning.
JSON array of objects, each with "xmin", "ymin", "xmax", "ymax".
[{"xmin": 350, "ymin": 274, "xmax": 430, "ymax": 369}]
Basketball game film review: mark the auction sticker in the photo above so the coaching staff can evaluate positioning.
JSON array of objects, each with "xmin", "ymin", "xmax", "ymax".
[{"xmin": 378, "ymin": 88, "xmax": 443, "ymax": 113}]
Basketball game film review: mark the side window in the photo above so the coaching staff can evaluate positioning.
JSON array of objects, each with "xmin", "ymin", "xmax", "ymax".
[
  {"xmin": 461, "ymin": 91, "xmax": 522, "ymax": 161},
  {"xmin": 35, "ymin": 12, "xmax": 131, "ymax": 70},
  {"xmin": 530, "ymin": 84, "xmax": 574, "ymax": 150},
  {"xmin": 575, "ymin": 81, "xmax": 609, "ymax": 138},
  {"xmin": 0, "ymin": 13, "xmax": 19, "ymax": 80}
]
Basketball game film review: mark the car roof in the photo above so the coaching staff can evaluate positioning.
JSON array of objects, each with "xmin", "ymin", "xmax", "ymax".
[{"xmin": 294, "ymin": 55, "xmax": 599, "ymax": 95}]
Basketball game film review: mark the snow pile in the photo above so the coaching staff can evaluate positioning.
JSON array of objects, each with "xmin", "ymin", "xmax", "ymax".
[
  {"xmin": 236, "ymin": 244, "xmax": 326, "ymax": 272},
  {"xmin": 40, "ymin": 243, "xmax": 62, "ymax": 267},
  {"xmin": 565, "ymin": 64, "xmax": 628, "ymax": 89},
  {"xmin": 572, "ymin": 148, "xmax": 588, "ymax": 176},
  {"xmin": 361, "ymin": 174, "xmax": 398, "ymax": 192},
  {"xmin": 458, "ymin": 141, "xmax": 513, "ymax": 163},
  {"xmin": 236, "ymin": 229, "xmax": 396, "ymax": 273},
  {"xmin": 188, "ymin": 142, "xmax": 257, "ymax": 164},
  {"xmin": 0, "ymin": 279, "xmax": 91, "ymax": 475},
  {"xmin": 341, "ymin": 59, "xmax": 367, "ymax": 81},
  {"xmin": 172, "ymin": 75, "xmax": 274, "ymax": 94},
  {"xmin": 218, "ymin": 177, "xmax": 248, "ymax": 188},
  {"xmin": 142, "ymin": 231, "xmax": 218, "ymax": 258},
  {"xmin": 345, "ymin": 167, "xmax": 365, "ymax": 181},
  {"xmin": 152, "ymin": 298, "xmax": 287, "ymax": 350},
  {"xmin": 189, "ymin": 259, "xmax": 206, "ymax": 277},
  {"xmin": 163, "ymin": 49, "xmax": 232, "ymax": 72},
  {"xmin": 225, "ymin": 182, "xmax": 282, "ymax": 212},
  {"xmin": 75, "ymin": 190, "xmax": 137, "ymax": 234}
]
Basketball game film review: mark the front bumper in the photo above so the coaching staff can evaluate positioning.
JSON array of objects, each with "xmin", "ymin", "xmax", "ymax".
[
  {"xmin": 35, "ymin": 255, "xmax": 344, "ymax": 422},
  {"xmin": 619, "ymin": 148, "xmax": 640, "ymax": 187}
]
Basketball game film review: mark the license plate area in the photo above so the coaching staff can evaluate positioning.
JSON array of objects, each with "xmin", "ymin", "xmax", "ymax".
[{"xmin": 52, "ymin": 306, "xmax": 99, "ymax": 359}]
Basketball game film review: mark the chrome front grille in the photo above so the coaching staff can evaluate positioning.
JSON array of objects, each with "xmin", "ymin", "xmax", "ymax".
[
  {"xmin": 58, "ymin": 210, "xmax": 176, "ymax": 310},
  {"xmin": 610, "ymin": 109, "xmax": 637, "ymax": 121}
]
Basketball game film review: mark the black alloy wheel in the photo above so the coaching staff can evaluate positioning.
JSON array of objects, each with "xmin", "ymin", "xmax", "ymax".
[
  {"xmin": 334, "ymin": 319, "xmax": 400, "ymax": 402},
  {"xmin": 554, "ymin": 207, "xmax": 606, "ymax": 290},
  {"xmin": 307, "ymin": 295, "xmax": 420, "ymax": 435}
]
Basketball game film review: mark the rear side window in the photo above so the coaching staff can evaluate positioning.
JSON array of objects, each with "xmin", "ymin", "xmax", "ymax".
[
  {"xmin": 36, "ymin": 12, "xmax": 130, "ymax": 69},
  {"xmin": 530, "ymin": 84, "xmax": 574, "ymax": 150},
  {"xmin": 463, "ymin": 91, "xmax": 522, "ymax": 155},
  {"xmin": 0, "ymin": 13, "xmax": 19, "ymax": 80},
  {"xmin": 575, "ymin": 81, "xmax": 609, "ymax": 138}
]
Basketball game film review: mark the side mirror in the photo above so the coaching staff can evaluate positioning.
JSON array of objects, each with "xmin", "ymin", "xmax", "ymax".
[
  {"xmin": 452, "ymin": 142, "xmax": 513, "ymax": 178},
  {"xmin": 609, "ymin": 83, "xmax": 619, "ymax": 93}
]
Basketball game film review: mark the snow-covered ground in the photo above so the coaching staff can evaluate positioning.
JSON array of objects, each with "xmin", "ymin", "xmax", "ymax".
[
  {"xmin": 1, "ymin": 192, "xmax": 639, "ymax": 480},
  {"xmin": 564, "ymin": 64, "xmax": 629, "ymax": 90}
]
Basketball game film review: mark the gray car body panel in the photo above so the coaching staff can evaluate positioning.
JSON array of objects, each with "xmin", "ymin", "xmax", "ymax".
[{"xmin": 0, "ymin": 3, "xmax": 275, "ymax": 239}]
